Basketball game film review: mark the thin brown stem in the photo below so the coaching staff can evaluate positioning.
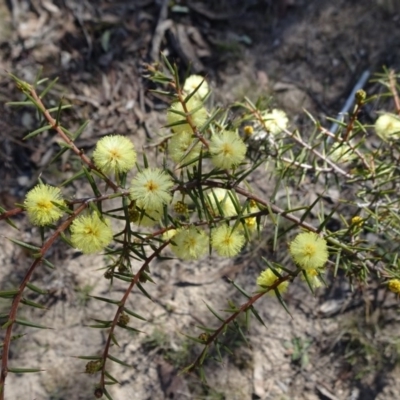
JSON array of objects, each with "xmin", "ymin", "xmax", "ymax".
[
  {"xmin": 0, "ymin": 203, "xmax": 87, "ymax": 400},
  {"xmin": 320, "ymin": 126, "xmax": 372, "ymax": 172},
  {"xmin": 173, "ymin": 84, "xmax": 210, "ymax": 150},
  {"xmin": 283, "ymin": 129, "xmax": 353, "ymax": 179},
  {"xmin": 98, "ymin": 241, "xmax": 170, "ymax": 395},
  {"xmin": 188, "ymin": 274, "xmax": 293, "ymax": 371},
  {"xmin": 28, "ymin": 88, "xmax": 119, "ymax": 192},
  {"xmin": 0, "ymin": 207, "xmax": 23, "ymax": 221}
]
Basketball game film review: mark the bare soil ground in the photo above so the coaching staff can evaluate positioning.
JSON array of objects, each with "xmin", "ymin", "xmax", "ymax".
[{"xmin": 1, "ymin": 1, "xmax": 400, "ymax": 399}]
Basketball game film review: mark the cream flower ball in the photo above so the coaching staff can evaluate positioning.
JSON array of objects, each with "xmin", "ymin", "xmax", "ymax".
[
  {"xmin": 183, "ymin": 75, "xmax": 209, "ymax": 99},
  {"xmin": 375, "ymin": 113, "xmax": 400, "ymax": 141}
]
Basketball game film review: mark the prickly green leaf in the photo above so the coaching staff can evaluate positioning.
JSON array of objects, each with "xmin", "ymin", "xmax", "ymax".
[
  {"xmin": 233, "ymin": 321, "xmax": 249, "ymax": 346},
  {"xmin": 199, "ymin": 345, "xmax": 209, "ymax": 365},
  {"xmin": 8, "ymin": 367, "xmax": 44, "ymax": 373},
  {"xmin": 107, "ymin": 354, "xmax": 131, "ymax": 368},
  {"xmin": 122, "ymin": 307, "xmax": 147, "ymax": 321},
  {"xmin": 235, "ymin": 158, "xmax": 265, "ymax": 184},
  {"xmin": 198, "ymin": 365, "xmax": 207, "ymax": 383},
  {"xmin": 0, "ymin": 206, "xmax": 19, "ymax": 230},
  {"xmin": 104, "ymin": 380, "xmax": 118, "ymax": 386},
  {"xmin": 136, "ymin": 282, "xmax": 152, "ymax": 300},
  {"xmin": 49, "ymin": 145, "xmax": 71, "ymax": 166},
  {"xmin": 73, "ymin": 120, "xmax": 90, "ymax": 140},
  {"xmin": 215, "ymin": 342, "xmax": 222, "ymax": 362},
  {"xmin": 26, "ymin": 282, "xmax": 49, "ymax": 295},
  {"xmin": 113, "ymin": 273, "xmax": 132, "ymax": 283},
  {"xmin": 48, "ymin": 103, "xmax": 72, "ymax": 114},
  {"xmin": 15, "ymin": 318, "xmax": 50, "ymax": 329},
  {"xmin": 82, "ymin": 166, "xmax": 101, "ymax": 197},
  {"xmin": 89, "ymin": 296, "xmax": 120, "ymax": 305},
  {"xmin": 60, "ymin": 169, "xmax": 85, "ymax": 187},
  {"xmin": 227, "ymin": 279, "xmax": 251, "ymax": 299},
  {"xmin": 249, "ymin": 306, "xmax": 266, "ymax": 328},
  {"xmin": 74, "ymin": 355, "xmax": 103, "ymax": 360},
  {"xmin": 90, "ymin": 319, "xmax": 113, "ymax": 328},
  {"xmin": 182, "ymin": 333, "xmax": 209, "ymax": 345},
  {"xmin": 160, "ymin": 52, "xmax": 174, "ymax": 75},
  {"xmin": 60, "ymin": 126, "xmax": 74, "ymax": 138},
  {"xmin": 1, "ymin": 320, "xmax": 13, "ymax": 329},
  {"xmin": 39, "ymin": 77, "xmax": 58, "ymax": 99},
  {"xmin": 222, "ymin": 344, "xmax": 233, "ymax": 355},
  {"xmin": 103, "ymin": 387, "xmax": 114, "ymax": 400},
  {"xmin": 88, "ymin": 323, "xmax": 112, "ymax": 329},
  {"xmin": 42, "ymin": 258, "xmax": 55, "ymax": 270},
  {"xmin": 203, "ymin": 302, "xmax": 224, "ymax": 322},
  {"xmin": 274, "ymin": 288, "xmax": 292, "ymax": 317},
  {"xmin": 195, "ymin": 325, "xmax": 215, "ymax": 333},
  {"xmin": 6, "ymin": 101, "xmax": 34, "ymax": 107},
  {"xmin": 7, "ymin": 238, "xmax": 41, "ymax": 252},
  {"xmin": 104, "ymin": 370, "xmax": 120, "ymax": 384},
  {"xmin": 117, "ymin": 324, "xmax": 141, "ymax": 334},
  {"xmin": 110, "ymin": 333, "xmax": 120, "ymax": 347},
  {"xmin": 0, "ymin": 333, "xmax": 26, "ymax": 348},
  {"xmin": 0, "ymin": 289, "xmax": 19, "ymax": 298},
  {"xmin": 21, "ymin": 298, "xmax": 47, "ymax": 310},
  {"xmin": 23, "ymin": 125, "xmax": 52, "ymax": 140}
]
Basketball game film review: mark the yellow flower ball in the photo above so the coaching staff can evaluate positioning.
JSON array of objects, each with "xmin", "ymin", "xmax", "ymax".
[
  {"xmin": 92, "ymin": 135, "xmax": 136, "ymax": 174},
  {"xmin": 243, "ymin": 125, "xmax": 254, "ymax": 136},
  {"xmin": 256, "ymin": 268, "xmax": 289, "ymax": 295},
  {"xmin": 130, "ymin": 168, "xmax": 173, "ymax": 211},
  {"xmin": 350, "ymin": 216, "xmax": 363, "ymax": 229},
  {"xmin": 375, "ymin": 113, "xmax": 400, "ymax": 141},
  {"xmin": 261, "ymin": 109, "xmax": 289, "ymax": 134},
  {"xmin": 289, "ymin": 232, "xmax": 328, "ymax": 270},
  {"xmin": 329, "ymin": 141, "xmax": 356, "ymax": 164},
  {"xmin": 211, "ymin": 224, "xmax": 245, "ymax": 257},
  {"xmin": 24, "ymin": 184, "xmax": 65, "ymax": 226},
  {"xmin": 388, "ymin": 279, "xmax": 400, "ymax": 294},
  {"xmin": 170, "ymin": 226, "xmax": 208, "ymax": 260},
  {"xmin": 162, "ymin": 229, "xmax": 177, "ymax": 241},
  {"xmin": 183, "ymin": 75, "xmax": 209, "ymax": 99},
  {"xmin": 301, "ymin": 268, "xmax": 323, "ymax": 290},
  {"xmin": 168, "ymin": 131, "xmax": 203, "ymax": 164},
  {"xmin": 166, "ymin": 97, "xmax": 207, "ymax": 134},
  {"xmin": 207, "ymin": 188, "xmax": 238, "ymax": 217},
  {"xmin": 209, "ymin": 130, "xmax": 247, "ymax": 170},
  {"xmin": 70, "ymin": 213, "xmax": 113, "ymax": 254},
  {"xmin": 241, "ymin": 202, "xmax": 260, "ymax": 232}
]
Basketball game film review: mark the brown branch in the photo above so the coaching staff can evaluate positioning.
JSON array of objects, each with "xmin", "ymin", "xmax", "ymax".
[
  {"xmin": 319, "ymin": 126, "xmax": 372, "ymax": 172},
  {"xmin": 97, "ymin": 241, "xmax": 170, "ymax": 395},
  {"xmin": 188, "ymin": 274, "xmax": 293, "ymax": 371},
  {"xmin": 0, "ymin": 203, "xmax": 87, "ymax": 400},
  {"xmin": 343, "ymin": 90, "xmax": 365, "ymax": 142},
  {"xmin": 246, "ymin": 100, "xmax": 356, "ymax": 178},
  {"xmin": 27, "ymin": 88, "xmax": 119, "ymax": 192},
  {"xmin": 0, "ymin": 207, "xmax": 23, "ymax": 221},
  {"xmin": 283, "ymin": 129, "xmax": 353, "ymax": 179},
  {"xmin": 171, "ymin": 82, "xmax": 210, "ymax": 150}
]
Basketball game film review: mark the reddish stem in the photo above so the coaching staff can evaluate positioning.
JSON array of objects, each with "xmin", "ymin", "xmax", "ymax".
[
  {"xmin": 0, "ymin": 203, "xmax": 87, "ymax": 399},
  {"xmin": 189, "ymin": 274, "xmax": 293, "ymax": 371},
  {"xmin": 0, "ymin": 207, "xmax": 23, "ymax": 221},
  {"xmin": 28, "ymin": 88, "xmax": 119, "ymax": 192},
  {"xmin": 98, "ymin": 241, "xmax": 170, "ymax": 394}
]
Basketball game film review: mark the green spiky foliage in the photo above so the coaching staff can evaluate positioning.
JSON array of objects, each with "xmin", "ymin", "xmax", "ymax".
[{"xmin": 1, "ymin": 62, "xmax": 400, "ymax": 399}]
